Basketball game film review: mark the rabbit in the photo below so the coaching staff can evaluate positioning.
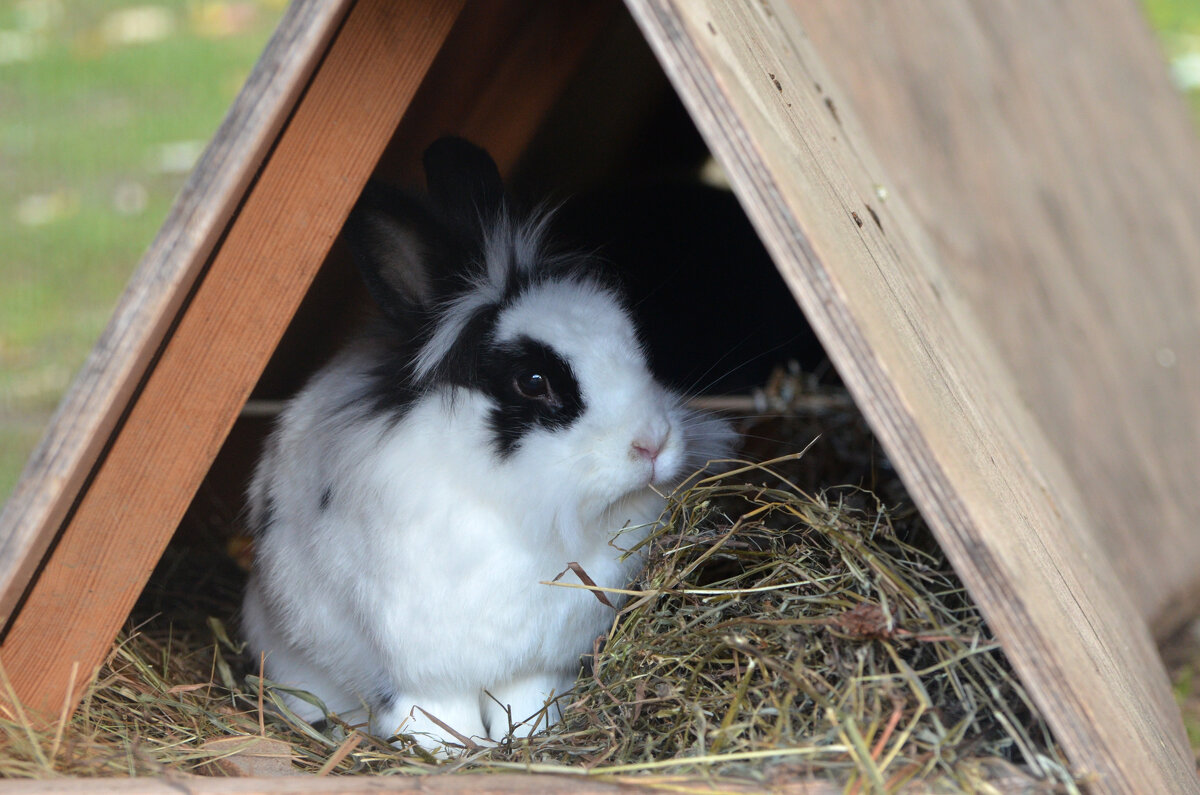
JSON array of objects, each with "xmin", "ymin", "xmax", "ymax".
[{"xmin": 240, "ymin": 137, "xmax": 738, "ymax": 752}]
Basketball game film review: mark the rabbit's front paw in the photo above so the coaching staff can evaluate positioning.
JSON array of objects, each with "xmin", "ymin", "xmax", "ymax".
[
  {"xmin": 372, "ymin": 693, "xmax": 490, "ymax": 754},
  {"xmin": 483, "ymin": 670, "xmax": 575, "ymax": 741}
]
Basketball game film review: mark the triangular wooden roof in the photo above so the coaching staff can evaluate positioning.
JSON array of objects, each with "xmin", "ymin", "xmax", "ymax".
[{"xmin": 3, "ymin": 1, "xmax": 1200, "ymax": 792}]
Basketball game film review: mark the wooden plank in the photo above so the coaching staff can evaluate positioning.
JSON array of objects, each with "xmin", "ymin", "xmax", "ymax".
[
  {"xmin": 374, "ymin": 0, "xmax": 618, "ymax": 183},
  {"xmin": 623, "ymin": 1, "xmax": 1197, "ymax": 793},
  {"xmin": 0, "ymin": 774, "xmax": 835, "ymax": 795},
  {"xmin": 0, "ymin": 0, "xmax": 354, "ymax": 629},
  {"xmin": 0, "ymin": 0, "xmax": 464, "ymax": 719},
  {"xmin": 792, "ymin": 1, "xmax": 1200, "ymax": 640}
]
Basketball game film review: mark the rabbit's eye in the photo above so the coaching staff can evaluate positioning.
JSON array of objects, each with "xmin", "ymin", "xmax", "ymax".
[
  {"xmin": 488, "ymin": 338, "xmax": 580, "ymax": 455},
  {"xmin": 515, "ymin": 371, "xmax": 551, "ymax": 400}
]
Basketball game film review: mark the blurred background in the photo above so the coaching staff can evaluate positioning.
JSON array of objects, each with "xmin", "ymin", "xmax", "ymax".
[
  {"xmin": 0, "ymin": 0, "xmax": 285, "ymax": 501},
  {"xmin": 0, "ymin": 0, "xmax": 1198, "ymax": 505}
]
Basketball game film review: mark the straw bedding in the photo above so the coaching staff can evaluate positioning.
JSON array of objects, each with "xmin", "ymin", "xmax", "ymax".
[{"xmin": 0, "ymin": 372, "xmax": 1080, "ymax": 792}]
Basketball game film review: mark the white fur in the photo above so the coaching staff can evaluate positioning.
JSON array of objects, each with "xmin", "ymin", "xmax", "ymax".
[{"xmin": 243, "ymin": 257, "xmax": 736, "ymax": 752}]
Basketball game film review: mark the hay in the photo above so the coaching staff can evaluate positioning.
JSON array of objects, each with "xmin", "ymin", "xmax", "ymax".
[
  {"xmin": 526, "ymin": 469, "xmax": 1073, "ymax": 788},
  {"xmin": 0, "ymin": 373, "xmax": 1079, "ymax": 791}
]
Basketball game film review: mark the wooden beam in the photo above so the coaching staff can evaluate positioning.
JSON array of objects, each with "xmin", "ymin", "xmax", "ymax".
[
  {"xmin": 623, "ymin": 0, "xmax": 1197, "ymax": 792},
  {"xmin": 0, "ymin": 0, "xmax": 465, "ymax": 719},
  {"xmin": 793, "ymin": 1, "xmax": 1200, "ymax": 639},
  {"xmin": 0, "ymin": 0, "xmax": 354, "ymax": 629}
]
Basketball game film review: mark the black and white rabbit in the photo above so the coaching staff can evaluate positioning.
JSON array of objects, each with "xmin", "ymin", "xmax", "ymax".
[{"xmin": 241, "ymin": 137, "xmax": 737, "ymax": 750}]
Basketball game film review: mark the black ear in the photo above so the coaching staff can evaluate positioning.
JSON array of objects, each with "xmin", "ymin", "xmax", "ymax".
[
  {"xmin": 422, "ymin": 136, "xmax": 505, "ymax": 240},
  {"xmin": 344, "ymin": 180, "xmax": 460, "ymax": 330}
]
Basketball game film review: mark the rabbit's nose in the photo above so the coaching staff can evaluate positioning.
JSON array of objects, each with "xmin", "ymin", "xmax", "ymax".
[
  {"xmin": 631, "ymin": 429, "xmax": 669, "ymax": 463},
  {"xmin": 632, "ymin": 440, "xmax": 661, "ymax": 462}
]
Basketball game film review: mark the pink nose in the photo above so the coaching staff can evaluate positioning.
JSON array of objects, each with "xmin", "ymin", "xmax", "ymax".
[{"xmin": 632, "ymin": 441, "xmax": 661, "ymax": 462}]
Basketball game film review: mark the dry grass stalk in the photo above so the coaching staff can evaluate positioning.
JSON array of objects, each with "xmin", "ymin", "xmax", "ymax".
[{"xmin": 0, "ymin": 376, "xmax": 1079, "ymax": 792}]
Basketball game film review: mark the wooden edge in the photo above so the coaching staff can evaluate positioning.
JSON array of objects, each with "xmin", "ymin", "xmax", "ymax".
[
  {"xmin": 623, "ymin": 1, "xmax": 1196, "ymax": 793},
  {"xmin": 0, "ymin": 774, "xmax": 836, "ymax": 795},
  {"xmin": 0, "ymin": 0, "xmax": 355, "ymax": 627},
  {"xmin": 0, "ymin": 0, "xmax": 465, "ymax": 718}
]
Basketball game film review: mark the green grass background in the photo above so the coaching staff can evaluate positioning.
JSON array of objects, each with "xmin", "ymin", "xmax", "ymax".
[
  {"xmin": 1, "ymin": 0, "xmax": 284, "ymax": 501},
  {"xmin": 0, "ymin": 0, "xmax": 1198, "ymax": 507}
]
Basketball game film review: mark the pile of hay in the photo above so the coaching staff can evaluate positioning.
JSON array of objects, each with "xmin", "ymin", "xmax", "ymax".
[{"xmin": 0, "ymin": 373, "xmax": 1078, "ymax": 791}]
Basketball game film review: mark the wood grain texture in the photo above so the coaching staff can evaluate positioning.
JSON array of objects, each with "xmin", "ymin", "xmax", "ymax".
[
  {"xmin": 0, "ymin": 0, "xmax": 354, "ymax": 629},
  {"xmin": 0, "ymin": 774, "xmax": 835, "ymax": 795},
  {"xmin": 0, "ymin": 0, "xmax": 464, "ymax": 718},
  {"xmin": 792, "ymin": 1, "xmax": 1200, "ymax": 640},
  {"xmin": 373, "ymin": 0, "xmax": 617, "ymax": 184},
  {"xmin": 623, "ymin": 0, "xmax": 1196, "ymax": 792}
]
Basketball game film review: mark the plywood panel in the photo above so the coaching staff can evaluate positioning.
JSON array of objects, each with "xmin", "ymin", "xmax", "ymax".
[
  {"xmin": 0, "ymin": 0, "xmax": 465, "ymax": 718},
  {"xmin": 624, "ymin": 0, "xmax": 1197, "ymax": 792},
  {"xmin": 0, "ymin": 0, "xmax": 354, "ymax": 628},
  {"xmin": 793, "ymin": 0, "xmax": 1200, "ymax": 639}
]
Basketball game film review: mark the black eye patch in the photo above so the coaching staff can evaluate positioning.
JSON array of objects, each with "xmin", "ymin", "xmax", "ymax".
[{"xmin": 483, "ymin": 336, "xmax": 584, "ymax": 458}]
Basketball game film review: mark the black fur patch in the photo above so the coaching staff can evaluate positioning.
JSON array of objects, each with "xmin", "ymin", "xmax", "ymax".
[
  {"xmin": 374, "ymin": 687, "xmax": 397, "ymax": 710},
  {"xmin": 319, "ymin": 486, "xmax": 332, "ymax": 511},
  {"xmin": 361, "ymin": 301, "xmax": 501, "ymax": 419},
  {"xmin": 255, "ymin": 495, "xmax": 276, "ymax": 536},
  {"xmin": 361, "ymin": 320, "xmax": 428, "ymax": 417},
  {"xmin": 481, "ymin": 336, "xmax": 585, "ymax": 458},
  {"xmin": 350, "ymin": 194, "xmax": 604, "ymax": 443},
  {"xmin": 423, "ymin": 137, "xmax": 505, "ymax": 242},
  {"xmin": 437, "ymin": 304, "xmax": 502, "ymax": 388}
]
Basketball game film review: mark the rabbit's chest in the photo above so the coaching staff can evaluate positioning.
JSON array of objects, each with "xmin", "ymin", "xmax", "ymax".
[
  {"xmin": 362, "ymin": 499, "xmax": 636, "ymax": 682},
  {"xmin": 477, "ymin": 540, "xmax": 629, "ymax": 662}
]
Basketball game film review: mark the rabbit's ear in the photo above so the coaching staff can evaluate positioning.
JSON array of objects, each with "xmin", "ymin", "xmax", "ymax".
[
  {"xmin": 422, "ymin": 136, "xmax": 505, "ymax": 241},
  {"xmin": 344, "ymin": 181, "xmax": 459, "ymax": 327}
]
